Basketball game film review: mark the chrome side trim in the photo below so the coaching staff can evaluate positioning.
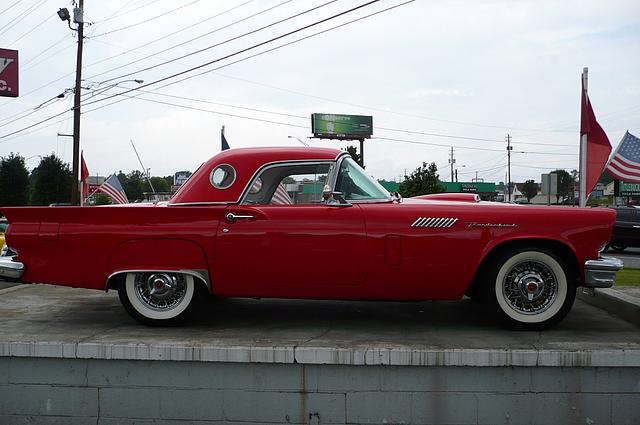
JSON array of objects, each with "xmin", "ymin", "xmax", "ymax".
[
  {"xmin": 168, "ymin": 202, "xmax": 232, "ymax": 206},
  {"xmin": 411, "ymin": 217, "xmax": 458, "ymax": 228},
  {"xmin": 0, "ymin": 256, "xmax": 24, "ymax": 280},
  {"xmin": 238, "ymin": 160, "xmax": 337, "ymax": 205},
  {"xmin": 106, "ymin": 269, "xmax": 211, "ymax": 292},
  {"xmin": 583, "ymin": 257, "xmax": 623, "ymax": 288}
]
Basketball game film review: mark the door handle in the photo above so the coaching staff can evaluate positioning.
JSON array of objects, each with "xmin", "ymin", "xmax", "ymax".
[
  {"xmin": 633, "ymin": 225, "xmax": 640, "ymax": 229},
  {"xmin": 226, "ymin": 212, "xmax": 254, "ymax": 222}
]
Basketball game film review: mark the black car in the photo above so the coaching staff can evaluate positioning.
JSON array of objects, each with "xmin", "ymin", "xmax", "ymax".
[{"xmin": 606, "ymin": 206, "xmax": 640, "ymax": 252}]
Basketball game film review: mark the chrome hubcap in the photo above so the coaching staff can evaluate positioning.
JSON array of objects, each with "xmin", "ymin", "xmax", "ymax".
[
  {"xmin": 134, "ymin": 273, "xmax": 187, "ymax": 311},
  {"xmin": 503, "ymin": 261, "xmax": 557, "ymax": 314}
]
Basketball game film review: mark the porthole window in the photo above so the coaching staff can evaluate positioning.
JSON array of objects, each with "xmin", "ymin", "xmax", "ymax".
[{"xmin": 210, "ymin": 164, "xmax": 236, "ymax": 189}]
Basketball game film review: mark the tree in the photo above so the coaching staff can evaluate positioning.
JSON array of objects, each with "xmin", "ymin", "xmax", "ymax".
[
  {"xmin": 143, "ymin": 176, "xmax": 170, "ymax": 194},
  {"xmin": 551, "ymin": 169, "xmax": 575, "ymax": 204},
  {"xmin": 344, "ymin": 146, "xmax": 362, "ymax": 167},
  {"xmin": 398, "ymin": 162, "xmax": 445, "ymax": 198},
  {"xmin": 95, "ymin": 194, "xmax": 112, "ymax": 205},
  {"xmin": 30, "ymin": 154, "xmax": 72, "ymax": 206},
  {"xmin": 119, "ymin": 170, "xmax": 144, "ymax": 202},
  {"xmin": 521, "ymin": 179, "xmax": 538, "ymax": 202},
  {"xmin": 0, "ymin": 153, "xmax": 29, "ymax": 206}
]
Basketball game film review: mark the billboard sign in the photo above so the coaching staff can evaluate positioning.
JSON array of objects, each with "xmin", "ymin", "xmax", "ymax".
[
  {"xmin": 616, "ymin": 180, "xmax": 640, "ymax": 197},
  {"xmin": 311, "ymin": 113, "xmax": 372, "ymax": 139},
  {"xmin": 0, "ymin": 49, "xmax": 18, "ymax": 98}
]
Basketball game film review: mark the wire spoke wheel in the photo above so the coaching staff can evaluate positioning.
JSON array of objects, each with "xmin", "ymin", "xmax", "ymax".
[
  {"xmin": 489, "ymin": 249, "xmax": 575, "ymax": 330},
  {"xmin": 502, "ymin": 260, "xmax": 558, "ymax": 315},
  {"xmin": 133, "ymin": 272, "xmax": 188, "ymax": 312},
  {"xmin": 119, "ymin": 271, "xmax": 198, "ymax": 325}
]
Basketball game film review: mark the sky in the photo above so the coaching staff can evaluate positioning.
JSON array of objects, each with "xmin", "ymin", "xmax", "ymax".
[{"xmin": 0, "ymin": 0, "xmax": 639, "ymax": 184}]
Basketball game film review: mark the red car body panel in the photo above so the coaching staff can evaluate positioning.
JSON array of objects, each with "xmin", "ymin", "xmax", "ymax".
[{"xmin": 1, "ymin": 147, "xmax": 615, "ymax": 302}]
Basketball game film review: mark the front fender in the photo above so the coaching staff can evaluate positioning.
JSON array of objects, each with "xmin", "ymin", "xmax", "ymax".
[{"xmin": 106, "ymin": 238, "xmax": 210, "ymax": 290}]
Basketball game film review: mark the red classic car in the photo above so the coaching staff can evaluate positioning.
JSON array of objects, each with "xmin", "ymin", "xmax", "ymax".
[{"xmin": 0, "ymin": 147, "xmax": 623, "ymax": 329}]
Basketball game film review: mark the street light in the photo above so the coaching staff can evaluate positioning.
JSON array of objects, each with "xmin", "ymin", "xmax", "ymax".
[
  {"xmin": 287, "ymin": 135, "xmax": 309, "ymax": 147},
  {"xmin": 83, "ymin": 79, "xmax": 144, "ymax": 99}
]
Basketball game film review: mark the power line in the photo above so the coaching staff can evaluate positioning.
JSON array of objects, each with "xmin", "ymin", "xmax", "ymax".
[
  {"xmin": 7, "ymin": 6, "xmax": 53, "ymax": 45},
  {"xmin": 87, "ymin": 0, "xmax": 297, "ymax": 82},
  {"xmin": 86, "ymin": 86, "xmax": 584, "ymax": 152},
  {"xmin": 0, "ymin": 0, "xmax": 23, "ymax": 19},
  {"xmin": 82, "ymin": 0, "xmax": 387, "ymax": 108},
  {"xmin": 0, "ymin": 0, "xmax": 48, "ymax": 39},
  {"xmin": 0, "ymin": 110, "xmax": 70, "ymax": 141},
  {"xmin": 0, "ymin": 0, "xmax": 255, "ymax": 106},
  {"xmin": 374, "ymin": 136, "xmax": 577, "ymax": 155},
  {"xmin": 90, "ymin": 0, "xmax": 203, "ymax": 38},
  {"xmin": 95, "ymin": 0, "xmax": 165, "ymax": 24}
]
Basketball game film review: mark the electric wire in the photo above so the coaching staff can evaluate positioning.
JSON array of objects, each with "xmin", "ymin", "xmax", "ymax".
[
  {"xmin": 0, "ymin": 0, "xmax": 23, "ymax": 19},
  {"xmin": 0, "ymin": 0, "xmax": 256, "ymax": 104},
  {"xmin": 7, "ymin": 7, "xmax": 53, "ymax": 46},
  {"xmin": 95, "ymin": 0, "xmax": 165, "ymax": 24},
  {"xmin": 89, "ymin": 0, "xmax": 202, "ymax": 38},
  {"xmin": 0, "ymin": 0, "xmax": 48, "ymax": 39},
  {"xmin": 86, "ymin": 0, "xmax": 296, "ymax": 82},
  {"xmin": 81, "ymin": 0, "xmax": 387, "ymax": 108},
  {"xmin": 109, "ymin": 87, "xmax": 578, "ymax": 149}
]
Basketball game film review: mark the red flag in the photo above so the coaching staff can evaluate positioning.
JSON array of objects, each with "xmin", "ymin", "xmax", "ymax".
[
  {"xmin": 580, "ymin": 80, "xmax": 611, "ymax": 196},
  {"xmin": 81, "ymin": 151, "xmax": 89, "ymax": 201}
]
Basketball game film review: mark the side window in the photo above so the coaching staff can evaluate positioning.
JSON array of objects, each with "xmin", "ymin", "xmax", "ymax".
[
  {"xmin": 243, "ymin": 163, "xmax": 332, "ymax": 205},
  {"xmin": 617, "ymin": 208, "xmax": 633, "ymax": 222},
  {"xmin": 335, "ymin": 157, "xmax": 390, "ymax": 201}
]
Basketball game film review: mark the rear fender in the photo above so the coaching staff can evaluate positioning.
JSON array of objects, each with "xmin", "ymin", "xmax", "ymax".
[{"xmin": 106, "ymin": 239, "xmax": 211, "ymax": 292}]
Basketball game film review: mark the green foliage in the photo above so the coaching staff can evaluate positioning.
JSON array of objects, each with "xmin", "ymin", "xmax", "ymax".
[
  {"xmin": 615, "ymin": 268, "xmax": 640, "ymax": 286},
  {"xmin": 0, "ymin": 153, "xmax": 29, "ymax": 206},
  {"xmin": 344, "ymin": 146, "xmax": 362, "ymax": 167},
  {"xmin": 117, "ymin": 170, "xmax": 144, "ymax": 202},
  {"xmin": 95, "ymin": 194, "xmax": 112, "ymax": 205},
  {"xmin": 145, "ymin": 176, "xmax": 170, "ymax": 193},
  {"xmin": 30, "ymin": 154, "xmax": 72, "ymax": 206},
  {"xmin": 521, "ymin": 179, "xmax": 538, "ymax": 202},
  {"xmin": 399, "ymin": 162, "xmax": 445, "ymax": 197},
  {"xmin": 551, "ymin": 169, "xmax": 575, "ymax": 204}
]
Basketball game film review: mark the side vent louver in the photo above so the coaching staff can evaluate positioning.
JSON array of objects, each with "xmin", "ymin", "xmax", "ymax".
[{"xmin": 410, "ymin": 217, "xmax": 459, "ymax": 228}]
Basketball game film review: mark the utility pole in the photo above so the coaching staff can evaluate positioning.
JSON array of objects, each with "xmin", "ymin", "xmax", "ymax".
[
  {"xmin": 70, "ymin": 0, "xmax": 85, "ymax": 205},
  {"xmin": 449, "ymin": 146, "xmax": 455, "ymax": 182},
  {"xmin": 506, "ymin": 134, "xmax": 513, "ymax": 202}
]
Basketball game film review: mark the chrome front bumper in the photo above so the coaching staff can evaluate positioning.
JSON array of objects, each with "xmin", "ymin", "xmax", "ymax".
[
  {"xmin": 0, "ymin": 256, "xmax": 24, "ymax": 280},
  {"xmin": 584, "ymin": 257, "xmax": 623, "ymax": 288}
]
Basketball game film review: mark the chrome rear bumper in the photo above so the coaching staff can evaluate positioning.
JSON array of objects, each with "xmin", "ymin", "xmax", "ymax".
[
  {"xmin": 584, "ymin": 257, "xmax": 623, "ymax": 288},
  {"xmin": 0, "ymin": 256, "xmax": 24, "ymax": 280}
]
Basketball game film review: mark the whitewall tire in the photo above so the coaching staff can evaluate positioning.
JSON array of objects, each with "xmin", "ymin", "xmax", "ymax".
[
  {"xmin": 487, "ymin": 249, "xmax": 576, "ymax": 330},
  {"xmin": 118, "ymin": 272, "xmax": 198, "ymax": 326}
]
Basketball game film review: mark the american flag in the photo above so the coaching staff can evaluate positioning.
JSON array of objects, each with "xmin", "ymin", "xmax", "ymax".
[
  {"xmin": 606, "ymin": 131, "xmax": 640, "ymax": 183},
  {"xmin": 250, "ymin": 178, "xmax": 292, "ymax": 205},
  {"xmin": 96, "ymin": 174, "xmax": 129, "ymax": 204}
]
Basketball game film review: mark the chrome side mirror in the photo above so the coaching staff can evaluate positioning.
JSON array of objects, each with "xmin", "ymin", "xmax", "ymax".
[{"xmin": 322, "ymin": 185, "xmax": 351, "ymax": 207}]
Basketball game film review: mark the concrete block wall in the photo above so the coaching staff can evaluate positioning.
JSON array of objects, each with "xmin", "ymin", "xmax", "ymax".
[{"xmin": 0, "ymin": 357, "xmax": 639, "ymax": 424}]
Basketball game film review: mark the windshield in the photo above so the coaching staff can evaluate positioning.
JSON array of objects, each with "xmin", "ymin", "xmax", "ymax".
[{"xmin": 335, "ymin": 157, "xmax": 391, "ymax": 201}]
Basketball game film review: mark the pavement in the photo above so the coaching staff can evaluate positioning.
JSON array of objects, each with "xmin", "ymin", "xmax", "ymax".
[
  {"xmin": 603, "ymin": 246, "xmax": 640, "ymax": 268},
  {"xmin": 0, "ymin": 283, "xmax": 639, "ymax": 367}
]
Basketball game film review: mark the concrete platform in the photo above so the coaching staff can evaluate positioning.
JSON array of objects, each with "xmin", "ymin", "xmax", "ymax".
[
  {"xmin": 1, "ymin": 284, "xmax": 639, "ymax": 367},
  {"xmin": 1, "ymin": 284, "xmax": 639, "ymax": 424}
]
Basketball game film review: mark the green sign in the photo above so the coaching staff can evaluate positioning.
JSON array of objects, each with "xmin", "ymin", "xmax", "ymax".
[
  {"xmin": 617, "ymin": 180, "xmax": 640, "ymax": 196},
  {"xmin": 461, "ymin": 183, "xmax": 478, "ymax": 193},
  {"xmin": 311, "ymin": 113, "xmax": 373, "ymax": 139}
]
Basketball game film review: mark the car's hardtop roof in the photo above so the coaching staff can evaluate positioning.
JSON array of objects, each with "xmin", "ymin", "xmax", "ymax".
[
  {"xmin": 170, "ymin": 146, "xmax": 344, "ymax": 205},
  {"xmin": 213, "ymin": 146, "xmax": 342, "ymax": 162}
]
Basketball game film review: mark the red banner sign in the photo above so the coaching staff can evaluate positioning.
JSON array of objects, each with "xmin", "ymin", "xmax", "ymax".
[{"xmin": 0, "ymin": 49, "xmax": 18, "ymax": 98}]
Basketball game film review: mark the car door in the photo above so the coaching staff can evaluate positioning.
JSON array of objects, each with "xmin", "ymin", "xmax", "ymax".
[
  {"xmin": 211, "ymin": 162, "xmax": 366, "ymax": 298},
  {"xmin": 612, "ymin": 208, "xmax": 637, "ymax": 246}
]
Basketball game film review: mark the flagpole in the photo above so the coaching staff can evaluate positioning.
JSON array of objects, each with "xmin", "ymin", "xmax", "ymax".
[{"xmin": 579, "ymin": 67, "xmax": 588, "ymax": 208}]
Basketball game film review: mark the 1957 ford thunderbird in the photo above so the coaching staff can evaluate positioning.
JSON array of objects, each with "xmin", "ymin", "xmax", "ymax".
[{"xmin": 0, "ymin": 147, "xmax": 623, "ymax": 329}]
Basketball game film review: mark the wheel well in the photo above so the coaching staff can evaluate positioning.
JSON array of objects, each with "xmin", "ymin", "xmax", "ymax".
[
  {"xmin": 105, "ymin": 271, "xmax": 210, "ymax": 294},
  {"xmin": 466, "ymin": 239, "xmax": 580, "ymax": 297}
]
